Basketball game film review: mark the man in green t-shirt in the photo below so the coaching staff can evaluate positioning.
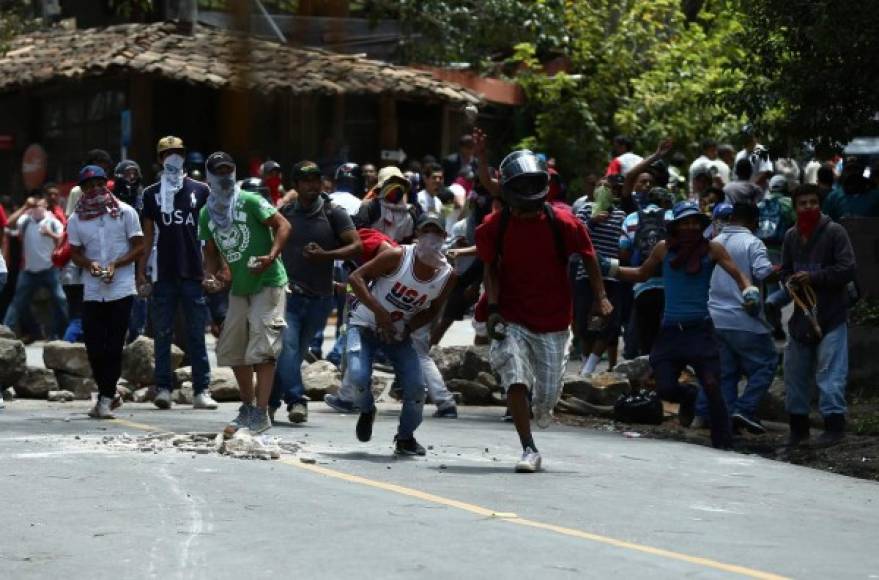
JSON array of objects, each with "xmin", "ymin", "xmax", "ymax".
[{"xmin": 199, "ymin": 152, "xmax": 291, "ymax": 435}]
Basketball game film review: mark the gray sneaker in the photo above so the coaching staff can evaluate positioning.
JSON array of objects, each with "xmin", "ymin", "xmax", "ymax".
[
  {"xmin": 224, "ymin": 404, "xmax": 253, "ymax": 437},
  {"xmin": 288, "ymin": 402, "xmax": 308, "ymax": 423},
  {"xmin": 249, "ymin": 408, "xmax": 272, "ymax": 434},
  {"xmin": 515, "ymin": 448, "xmax": 542, "ymax": 473},
  {"xmin": 88, "ymin": 396, "xmax": 116, "ymax": 420}
]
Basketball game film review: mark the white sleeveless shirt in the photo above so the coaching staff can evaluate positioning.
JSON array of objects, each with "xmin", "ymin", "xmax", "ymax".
[{"xmin": 350, "ymin": 244, "xmax": 452, "ymax": 339}]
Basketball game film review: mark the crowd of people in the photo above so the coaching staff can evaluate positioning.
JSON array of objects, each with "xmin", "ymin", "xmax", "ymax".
[{"xmin": 0, "ymin": 125, "xmax": 875, "ymax": 473}]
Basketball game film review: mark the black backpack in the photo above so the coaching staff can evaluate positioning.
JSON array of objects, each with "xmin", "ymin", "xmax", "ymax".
[
  {"xmin": 613, "ymin": 389, "xmax": 664, "ymax": 425},
  {"xmin": 632, "ymin": 209, "xmax": 666, "ymax": 266},
  {"xmin": 494, "ymin": 203, "xmax": 567, "ymax": 267}
]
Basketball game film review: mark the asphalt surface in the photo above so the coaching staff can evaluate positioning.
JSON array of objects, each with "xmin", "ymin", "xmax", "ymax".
[{"xmin": 2, "ymin": 397, "xmax": 878, "ymax": 580}]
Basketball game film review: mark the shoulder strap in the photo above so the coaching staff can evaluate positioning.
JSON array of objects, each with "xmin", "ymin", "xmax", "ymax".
[
  {"xmin": 543, "ymin": 203, "xmax": 568, "ymax": 265},
  {"xmin": 493, "ymin": 206, "xmax": 511, "ymax": 267},
  {"xmin": 321, "ymin": 196, "xmax": 346, "ymax": 243}
]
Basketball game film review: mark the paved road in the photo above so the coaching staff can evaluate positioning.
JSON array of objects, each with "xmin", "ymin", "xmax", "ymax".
[{"xmin": 1, "ymin": 398, "xmax": 877, "ymax": 580}]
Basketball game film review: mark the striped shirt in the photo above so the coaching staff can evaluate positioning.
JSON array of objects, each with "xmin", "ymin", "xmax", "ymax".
[{"xmin": 574, "ymin": 202, "xmax": 625, "ymax": 280}]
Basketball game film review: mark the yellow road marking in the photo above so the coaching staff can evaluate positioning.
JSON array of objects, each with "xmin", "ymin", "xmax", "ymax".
[
  {"xmin": 111, "ymin": 418, "xmax": 164, "ymax": 432},
  {"xmin": 112, "ymin": 419, "xmax": 788, "ymax": 579}
]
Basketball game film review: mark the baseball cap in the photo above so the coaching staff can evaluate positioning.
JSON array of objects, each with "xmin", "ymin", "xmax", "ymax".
[
  {"xmin": 206, "ymin": 151, "xmax": 236, "ymax": 173},
  {"xmin": 670, "ymin": 200, "xmax": 710, "ymax": 228},
  {"xmin": 261, "ymin": 160, "xmax": 281, "ymax": 174},
  {"xmin": 291, "ymin": 160, "xmax": 321, "ymax": 181},
  {"xmin": 78, "ymin": 165, "xmax": 108, "ymax": 185},
  {"xmin": 416, "ymin": 212, "xmax": 447, "ymax": 234},
  {"xmin": 156, "ymin": 136, "xmax": 185, "ymax": 155}
]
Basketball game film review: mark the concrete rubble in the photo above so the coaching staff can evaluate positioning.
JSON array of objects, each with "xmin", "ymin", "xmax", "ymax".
[{"xmin": 82, "ymin": 430, "xmax": 300, "ymax": 461}]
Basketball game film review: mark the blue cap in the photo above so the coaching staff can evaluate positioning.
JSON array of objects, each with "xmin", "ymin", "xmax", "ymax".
[
  {"xmin": 78, "ymin": 165, "xmax": 107, "ymax": 185},
  {"xmin": 712, "ymin": 202, "xmax": 733, "ymax": 219},
  {"xmin": 671, "ymin": 201, "xmax": 710, "ymax": 227}
]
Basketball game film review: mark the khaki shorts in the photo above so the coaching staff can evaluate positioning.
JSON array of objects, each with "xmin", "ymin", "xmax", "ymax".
[{"xmin": 216, "ymin": 285, "xmax": 287, "ymax": 367}]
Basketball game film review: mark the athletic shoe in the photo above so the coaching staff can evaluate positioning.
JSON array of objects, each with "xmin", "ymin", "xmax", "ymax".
[
  {"xmin": 224, "ymin": 404, "xmax": 253, "ymax": 437},
  {"xmin": 356, "ymin": 409, "xmax": 377, "ymax": 442},
  {"xmin": 433, "ymin": 405, "xmax": 458, "ymax": 419},
  {"xmin": 193, "ymin": 392, "xmax": 218, "ymax": 410},
  {"xmin": 153, "ymin": 389, "xmax": 173, "ymax": 410},
  {"xmin": 249, "ymin": 408, "xmax": 272, "ymax": 434},
  {"xmin": 324, "ymin": 393, "xmax": 358, "ymax": 413},
  {"xmin": 304, "ymin": 349, "xmax": 321, "ymax": 364},
  {"xmin": 394, "ymin": 435, "xmax": 426, "ymax": 456},
  {"xmin": 110, "ymin": 393, "xmax": 123, "ymax": 411},
  {"xmin": 515, "ymin": 447, "xmax": 542, "ymax": 473},
  {"xmin": 288, "ymin": 402, "xmax": 308, "ymax": 423},
  {"xmin": 1, "ymin": 393, "xmax": 6, "ymax": 409},
  {"xmin": 732, "ymin": 413, "xmax": 767, "ymax": 435},
  {"xmin": 88, "ymin": 396, "xmax": 116, "ymax": 420}
]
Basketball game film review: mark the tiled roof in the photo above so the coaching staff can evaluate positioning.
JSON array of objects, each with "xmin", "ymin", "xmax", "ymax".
[{"xmin": 0, "ymin": 22, "xmax": 480, "ymax": 105}]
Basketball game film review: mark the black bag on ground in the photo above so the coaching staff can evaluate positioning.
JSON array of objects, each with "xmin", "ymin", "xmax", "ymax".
[{"xmin": 614, "ymin": 389, "xmax": 664, "ymax": 425}]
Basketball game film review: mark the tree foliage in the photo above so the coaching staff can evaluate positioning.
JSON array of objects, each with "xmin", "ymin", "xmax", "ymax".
[
  {"xmin": 509, "ymin": 0, "xmax": 750, "ymax": 179},
  {"xmin": 0, "ymin": 0, "xmax": 40, "ymax": 54},
  {"xmin": 733, "ymin": 0, "xmax": 879, "ymax": 145}
]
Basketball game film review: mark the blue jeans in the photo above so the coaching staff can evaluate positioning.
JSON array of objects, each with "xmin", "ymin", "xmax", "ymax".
[
  {"xmin": 127, "ymin": 296, "xmax": 149, "ymax": 343},
  {"xmin": 270, "ymin": 293, "xmax": 334, "ymax": 408},
  {"xmin": 151, "ymin": 279, "xmax": 210, "ymax": 393},
  {"xmin": 784, "ymin": 323, "xmax": 848, "ymax": 416},
  {"xmin": 0, "ymin": 272, "xmax": 6, "ymax": 294},
  {"xmin": 3, "ymin": 268, "xmax": 68, "ymax": 338},
  {"xmin": 346, "ymin": 325, "xmax": 425, "ymax": 439},
  {"xmin": 696, "ymin": 329, "xmax": 778, "ymax": 420}
]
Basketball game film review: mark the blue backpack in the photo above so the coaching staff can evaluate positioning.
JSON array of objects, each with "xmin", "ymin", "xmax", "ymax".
[{"xmin": 757, "ymin": 196, "xmax": 786, "ymax": 245}]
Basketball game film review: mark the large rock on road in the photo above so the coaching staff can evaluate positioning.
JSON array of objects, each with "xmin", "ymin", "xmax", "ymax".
[
  {"xmin": 14, "ymin": 367, "xmax": 58, "ymax": 399},
  {"xmin": 0, "ymin": 337, "xmax": 27, "ymax": 387},
  {"xmin": 121, "ymin": 336, "xmax": 184, "ymax": 386},
  {"xmin": 43, "ymin": 341, "xmax": 93, "ymax": 377}
]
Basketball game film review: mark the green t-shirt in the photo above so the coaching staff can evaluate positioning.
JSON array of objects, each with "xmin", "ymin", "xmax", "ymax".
[{"xmin": 198, "ymin": 191, "xmax": 288, "ymax": 296}]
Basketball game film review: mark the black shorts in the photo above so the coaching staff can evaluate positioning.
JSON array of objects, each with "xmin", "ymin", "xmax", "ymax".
[{"xmin": 574, "ymin": 278, "xmax": 622, "ymax": 341}]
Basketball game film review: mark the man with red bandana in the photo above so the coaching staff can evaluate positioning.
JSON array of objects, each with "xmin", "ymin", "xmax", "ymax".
[{"xmin": 780, "ymin": 184, "xmax": 856, "ymax": 449}]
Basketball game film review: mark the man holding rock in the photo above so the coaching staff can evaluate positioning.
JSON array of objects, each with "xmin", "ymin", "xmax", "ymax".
[
  {"xmin": 199, "ymin": 152, "xmax": 290, "ymax": 435},
  {"xmin": 67, "ymin": 165, "xmax": 144, "ymax": 419}
]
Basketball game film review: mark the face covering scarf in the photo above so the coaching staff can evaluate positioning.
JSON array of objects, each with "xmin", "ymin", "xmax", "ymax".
[
  {"xmin": 206, "ymin": 169, "xmax": 239, "ymax": 231},
  {"xmin": 797, "ymin": 208, "xmax": 821, "ymax": 239},
  {"xmin": 668, "ymin": 228, "xmax": 709, "ymax": 274},
  {"xmin": 415, "ymin": 232, "xmax": 447, "ymax": 268},
  {"xmin": 160, "ymin": 154, "xmax": 185, "ymax": 214},
  {"xmin": 76, "ymin": 186, "xmax": 121, "ymax": 221}
]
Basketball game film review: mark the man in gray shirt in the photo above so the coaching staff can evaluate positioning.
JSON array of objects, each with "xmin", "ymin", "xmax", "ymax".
[
  {"xmin": 723, "ymin": 158, "xmax": 764, "ymax": 206},
  {"xmin": 269, "ymin": 160, "xmax": 362, "ymax": 424}
]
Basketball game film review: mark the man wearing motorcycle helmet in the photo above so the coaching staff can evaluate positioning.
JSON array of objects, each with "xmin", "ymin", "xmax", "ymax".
[{"xmin": 476, "ymin": 149, "xmax": 612, "ymax": 473}]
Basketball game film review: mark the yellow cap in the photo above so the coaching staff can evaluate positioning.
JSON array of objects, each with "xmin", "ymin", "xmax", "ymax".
[{"xmin": 156, "ymin": 136, "xmax": 185, "ymax": 155}]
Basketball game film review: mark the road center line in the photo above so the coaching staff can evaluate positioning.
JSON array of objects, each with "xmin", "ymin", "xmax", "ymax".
[{"xmin": 111, "ymin": 418, "xmax": 788, "ymax": 580}]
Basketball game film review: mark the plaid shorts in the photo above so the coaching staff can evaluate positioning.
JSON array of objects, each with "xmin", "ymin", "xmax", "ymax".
[{"xmin": 489, "ymin": 322, "xmax": 569, "ymax": 407}]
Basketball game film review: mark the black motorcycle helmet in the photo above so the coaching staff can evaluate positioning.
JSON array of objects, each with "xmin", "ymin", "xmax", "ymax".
[
  {"xmin": 499, "ymin": 150, "xmax": 549, "ymax": 210},
  {"xmin": 114, "ymin": 160, "xmax": 141, "ymax": 184},
  {"xmin": 240, "ymin": 177, "xmax": 270, "ymax": 201},
  {"xmin": 334, "ymin": 162, "xmax": 364, "ymax": 196}
]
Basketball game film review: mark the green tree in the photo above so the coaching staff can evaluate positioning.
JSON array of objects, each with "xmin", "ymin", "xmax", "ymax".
[
  {"xmin": 0, "ymin": 0, "xmax": 39, "ymax": 54},
  {"xmin": 733, "ymin": 0, "xmax": 879, "ymax": 145}
]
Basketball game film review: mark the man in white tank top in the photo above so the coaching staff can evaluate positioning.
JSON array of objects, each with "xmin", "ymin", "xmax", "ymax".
[{"xmin": 347, "ymin": 214, "xmax": 456, "ymax": 455}]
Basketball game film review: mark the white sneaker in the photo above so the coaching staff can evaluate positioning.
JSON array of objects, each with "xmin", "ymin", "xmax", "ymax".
[
  {"xmin": 153, "ymin": 389, "xmax": 173, "ymax": 410},
  {"xmin": 515, "ymin": 448, "xmax": 542, "ymax": 473},
  {"xmin": 88, "ymin": 396, "xmax": 116, "ymax": 420},
  {"xmin": 193, "ymin": 392, "xmax": 218, "ymax": 410}
]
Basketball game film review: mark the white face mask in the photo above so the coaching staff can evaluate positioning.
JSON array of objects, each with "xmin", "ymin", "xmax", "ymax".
[
  {"xmin": 415, "ymin": 232, "xmax": 445, "ymax": 267},
  {"xmin": 163, "ymin": 154, "xmax": 185, "ymax": 173},
  {"xmin": 207, "ymin": 171, "xmax": 236, "ymax": 198}
]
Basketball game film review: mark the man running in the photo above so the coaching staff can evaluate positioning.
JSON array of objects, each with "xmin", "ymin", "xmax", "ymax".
[
  {"xmin": 346, "ymin": 214, "xmax": 456, "ymax": 455},
  {"xmin": 615, "ymin": 201, "xmax": 759, "ymax": 449},
  {"xmin": 199, "ymin": 152, "xmax": 291, "ymax": 435},
  {"xmin": 477, "ymin": 150, "xmax": 612, "ymax": 473}
]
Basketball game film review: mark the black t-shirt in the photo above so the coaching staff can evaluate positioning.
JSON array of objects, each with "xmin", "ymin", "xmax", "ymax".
[{"xmin": 142, "ymin": 177, "xmax": 209, "ymax": 282}]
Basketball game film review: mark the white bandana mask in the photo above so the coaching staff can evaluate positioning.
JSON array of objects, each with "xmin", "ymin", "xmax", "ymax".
[
  {"xmin": 415, "ymin": 232, "xmax": 446, "ymax": 268},
  {"xmin": 160, "ymin": 154, "xmax": 185, "ymax": 214}
]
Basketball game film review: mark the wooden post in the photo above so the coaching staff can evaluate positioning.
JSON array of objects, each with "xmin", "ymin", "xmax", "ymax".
[
  {"xmin": 129, "ymin": 75, "xmax": 153, "ymax": 168},
  {"xmin": 379, "ymin": 95, "xmax": 398, "ymax": 151}
]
